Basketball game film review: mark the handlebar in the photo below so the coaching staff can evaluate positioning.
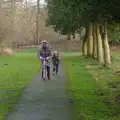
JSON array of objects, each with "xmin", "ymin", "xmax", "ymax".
[{"xmin": 41, "ymin": 57, "xmax": 49, "ymax": 60}]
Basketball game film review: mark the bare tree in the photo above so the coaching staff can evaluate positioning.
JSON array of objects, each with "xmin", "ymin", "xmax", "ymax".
[{"xmin": 35, "ymin": 0, "xmax": 40, "ymax": 45}]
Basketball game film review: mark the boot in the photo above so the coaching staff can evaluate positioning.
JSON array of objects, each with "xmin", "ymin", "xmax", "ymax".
[
  {"xmin": 47, "ymin": 72, "xmax": 51, "ymax": 80},
  {"xmin": 53, "ymin": 68, "xmax": 55, "ymax": 75}
]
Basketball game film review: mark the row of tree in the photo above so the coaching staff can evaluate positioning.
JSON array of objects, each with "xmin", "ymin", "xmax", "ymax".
[
  {"xmin": 0, "ymin": 0, "xmax": 35, "ymax": 46},
  {"xmin": 0, "ymin": 0, "xmax": 47, "ymax": 47},
  {"xmin": 46, "ymin": 0, "xmax": 120, "ymax": 67}
]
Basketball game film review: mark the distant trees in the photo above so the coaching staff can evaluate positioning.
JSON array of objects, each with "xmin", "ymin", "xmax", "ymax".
[{"xmin": 0, "ymin": 0, "xmax": 46, "ymax": 47}]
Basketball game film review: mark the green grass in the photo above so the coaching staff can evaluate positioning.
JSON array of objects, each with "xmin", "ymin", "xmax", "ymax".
[
  {"xmin": 64, "ymin": 54, "xmax": 120, "ymax": 120},
  {"xmin": 21, "ymin": 48, "xmax": 38, "ymax": 53},
  {"xmin": 0, "ymin": 53, "xmax": 39, "ymax": 119},
  {"xmin": 0, "ymin": 49, "xmax": 120, "ymax": 120}
]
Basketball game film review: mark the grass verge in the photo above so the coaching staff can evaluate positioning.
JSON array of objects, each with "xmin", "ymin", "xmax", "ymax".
[
  {"xmin": 0, "ymin": 53, "xmax": 39, "ymax": 120},
  {"xmin": 64, "ymin": 54, "xmax": 120, "ymax": 120}
]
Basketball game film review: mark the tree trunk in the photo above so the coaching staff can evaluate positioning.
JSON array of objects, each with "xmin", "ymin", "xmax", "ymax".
[
  {"xmin": 36, "ymin": 0, "xmax": 40, "ymax": 45},
  {"xmin": 1, "ymin": 44, "xmax": 4, "ymax": 53},
  {"xmin": 0, "ymin": 0, "xmax": 4, "ymax": 8},
  {"xmin": 87, "ymin": 22, "xmax": 93, "ymax": 57},
  {"xmin": 92, "ymin": 23, "xmax": 97, "ymax": 59},
  {"xmin": 34, "ymin": 35, "xmax": 36, "ymax": 45},
  {"xmin": 72, "ymin": 33, "xmax": 75, "ymax": 39},
  {"xmin": 67, "ymin": 33, "xmax": 71, "ymax": 40},
  {"xmin": 82, "ymin": 30, "xmax": 88, "ymax": 56},
  {"xmin": 102, "ymin": 22, "xmax": 111, "ymax": 67},
  {"xmin": 96, "ymin": 24, "xmax": 104, "ymax": 63}
]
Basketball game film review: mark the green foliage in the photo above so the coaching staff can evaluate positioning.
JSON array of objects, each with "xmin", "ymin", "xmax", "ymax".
[
  {"xmin": 46, "ymin": 0, "xmax": 120, "ymax": 37},
  {"xmin": 108, "ymin": 24, "xmax": 120, "ymax": 44},
  {"xmin": 46, "ymin": 0, "xmax": 81, "ymax": 34}
]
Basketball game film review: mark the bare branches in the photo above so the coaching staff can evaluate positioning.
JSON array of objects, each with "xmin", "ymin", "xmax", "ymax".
[
  {"xmin": 0, "ymin": 24, "xmax": 8, "ymax": 43},
  {"xmin": 0, "ymin": 0, "xmax": 50, "ymax": 47}
]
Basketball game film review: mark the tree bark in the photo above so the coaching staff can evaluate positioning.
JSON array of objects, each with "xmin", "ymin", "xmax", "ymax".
[
  {"xmin": 72, "ymin": 33, "xmax": 75, "ymax": 39},
  {"xmin": 82, "ymin": 30, "xmax": 88, "ymax": 56},
  {"xmin": 67, "ymin": 33, "xmax": 71, "ymax": 40},
  {"xmin": 36, "ymin": 0, "xmax": 40, "ymax": 45},
  {"xmin": 96, "ymin": 23, "xmax": 104, "ymax": 63},
  {"xmin": 102, "ymin": 22, "xmax": 111, "ymax": 67},
  {"xmin": 87, "ymin": 22, "xmax": 93, "ymax": 57},
  {"xmin": 0, "ymin": 0, "xmax": 4, "ymax": 8},
  {"xmin": 92, "ymin": 23, "xmax": 97, "ymax": 59}
]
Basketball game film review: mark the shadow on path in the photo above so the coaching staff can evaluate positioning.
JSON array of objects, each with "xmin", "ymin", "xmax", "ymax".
[{"xmin": 5, "ymin": 65, "xmax": 74, "ymax": 120}]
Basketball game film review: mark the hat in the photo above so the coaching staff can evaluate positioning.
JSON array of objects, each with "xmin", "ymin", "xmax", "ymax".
[{"xmin": 42, "ymin": 40, "xmax": 47, "ymax": 44}]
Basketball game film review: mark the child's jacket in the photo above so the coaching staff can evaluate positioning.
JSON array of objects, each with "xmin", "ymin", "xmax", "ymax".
[{"xmin": 52, "ymin": 55, "xmax": 60, "ymax": 65}]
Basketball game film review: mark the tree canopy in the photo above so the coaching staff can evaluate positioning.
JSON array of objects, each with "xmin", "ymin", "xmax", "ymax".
[
  {"xmin": 46, "ymin": 0, "xmax": 120, "ymax": 34},
  {"xmin": 46, "ymin": 0, "xmax": 120, "ymax": 67}
]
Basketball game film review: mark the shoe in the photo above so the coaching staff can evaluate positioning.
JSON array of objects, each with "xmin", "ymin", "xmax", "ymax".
[
  {"xmin": 48, "ymin": 76, "xmax": 51, "ymax": 80},
  {"xmin": 43, "ymin": 77, "xmax": 46, "ymax": 81},
  {"xmin": 47, "ymin": 73, "xmax": 51, "ymax": 80},
  {"xmin": 53, "ymin": 72, "xmax": 55, "ymax": 75}
]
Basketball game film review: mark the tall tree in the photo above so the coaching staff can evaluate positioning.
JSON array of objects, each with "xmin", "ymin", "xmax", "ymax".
[{"xmin": 36, "ymin": 0, "xmax": 40, "ymax": 45}]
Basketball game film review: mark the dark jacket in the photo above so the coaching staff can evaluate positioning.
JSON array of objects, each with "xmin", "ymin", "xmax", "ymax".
[
  {"xmin": 38, "ymin": 44, "xmax": 52, "ymax": 66},
  {"xmin": 52, "ymin": 55, "xmax": 60, "ymax": 65}
]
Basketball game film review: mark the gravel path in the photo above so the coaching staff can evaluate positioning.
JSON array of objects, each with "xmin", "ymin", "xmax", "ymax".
[{"xmin": 5, "ymin": 65, "xmax": 74, "ymax": 120}]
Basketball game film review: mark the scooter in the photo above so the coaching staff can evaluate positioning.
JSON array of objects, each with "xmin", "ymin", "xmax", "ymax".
[{"xmin": 42, "ymin": 58, "xmax": 47, "ymax": 81}]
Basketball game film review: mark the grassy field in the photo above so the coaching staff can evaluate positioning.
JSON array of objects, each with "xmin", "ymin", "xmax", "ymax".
[
  {"xmin": 64, "ymin": 53, "xmax": 120, "ymax": 120},
  {"xmin": 0, "ymin": 53, "xmax": 39, "ymax": 119},
  {"xmin": 0, "ymin": 50, "xmax": 120, "ymax": 120}
]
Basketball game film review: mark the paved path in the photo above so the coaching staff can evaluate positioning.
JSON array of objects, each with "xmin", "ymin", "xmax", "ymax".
[{"xmin": 5, "ymin": 65, "xmax": 74, "ymax": 120}]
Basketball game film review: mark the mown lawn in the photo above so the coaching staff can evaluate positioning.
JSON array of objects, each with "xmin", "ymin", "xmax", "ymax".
[
  {"xmin": 64, "ymin": 53, "xmax": 120, "ymax": 120},
  {"xmin": 0, "ymin": 53, "xmax": 39, "ymax": 120}
]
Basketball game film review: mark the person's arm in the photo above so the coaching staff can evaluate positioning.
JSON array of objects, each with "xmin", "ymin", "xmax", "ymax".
[
  {"xmin": 57, "ymin": 53, "xmax": 60, "ymax": 64},
  {"xmin": 51, "ymin": 56, "xmax": 54, "ymax": 63},
  {"xmin": 38, "ymin": 49, "xmax": 43, "ymax": 60},
  {"xmin": 46, "ymin": 49, "xmax": 52, "ymax": 60},
  {"xmin": 58, "ymin": 57, "xmax": 60, "ymax": 64},
  {"xmin": 51, "ymin": 56, "xmax": 54, "ymax": 60}
]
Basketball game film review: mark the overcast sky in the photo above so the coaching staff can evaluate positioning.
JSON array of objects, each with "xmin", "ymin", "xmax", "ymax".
[{"xmin": 28, "ymin": 0, "xmax": 45, "ymax": 5}]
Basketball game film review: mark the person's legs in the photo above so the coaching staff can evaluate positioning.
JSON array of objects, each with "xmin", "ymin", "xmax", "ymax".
[
  {"xmin": 53, "ymin": 64, "xmax": 56, "ymax": 75},
  {"xmin": 42, "ymin": 70, "xmax": 43, "ymax": 78},
  {"xmin": 41, "ymin": 60, "xmax": 46, "ymax": 79},
  {"xmin": 47, "ymin": 65, "xmax": 51, "ymax": 80},
  {"xmin": 56, "ymin": 64, "xmax": 59, "ymax": 74}
]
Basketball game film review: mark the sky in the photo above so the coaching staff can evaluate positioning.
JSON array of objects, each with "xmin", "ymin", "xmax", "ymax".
[{"xmin": 28, "ymin": 0, "xmax": 45, "ymax": 5}]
